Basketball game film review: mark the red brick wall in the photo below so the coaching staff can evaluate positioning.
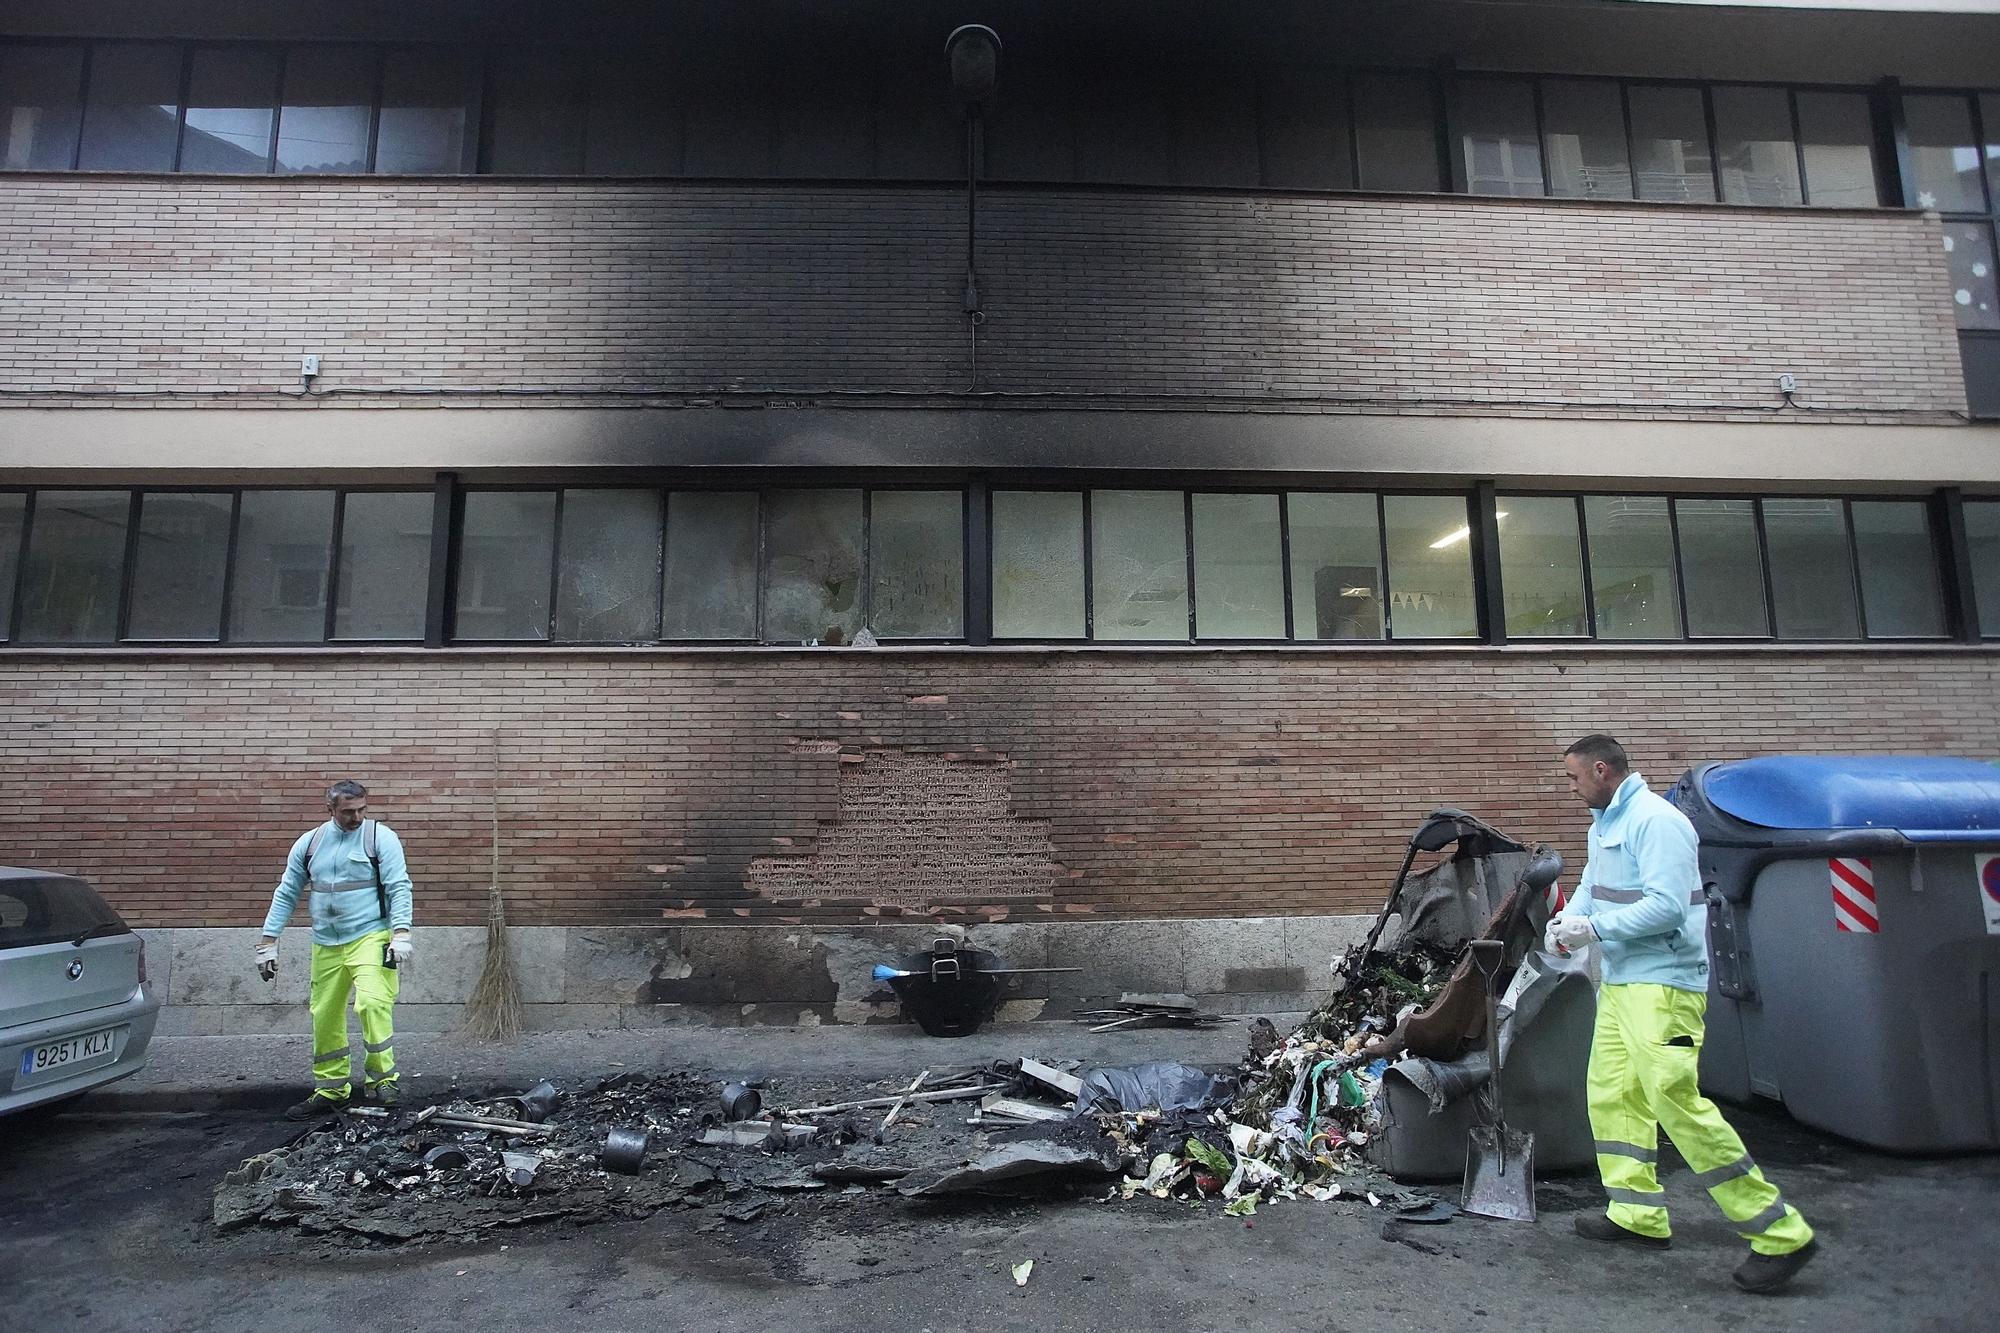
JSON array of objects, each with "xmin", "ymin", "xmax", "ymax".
[
  {"xmin": 1, "ymin": 648, "xmax": 1993, "ymax": 929},
  {"xmin": 0, "ymin": 178, "xmax": 1964, "ymax": 422}
]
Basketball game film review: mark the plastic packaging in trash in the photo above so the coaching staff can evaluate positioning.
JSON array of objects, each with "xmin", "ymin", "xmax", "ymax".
[
  {"xmin": 1337, "ymin": 1071, "xmax": 1368, "ymax": 1108},
  {"xmin": 1070, "ymin": 1061, "xmax": 1235, "ymax": 1116},
  {"xmin": 501, "ymin": 1151, "xmax": 540, "ymax": 1187}
]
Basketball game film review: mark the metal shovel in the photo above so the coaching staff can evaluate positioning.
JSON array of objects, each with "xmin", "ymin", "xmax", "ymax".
[{"xmin": 1461, "ymin": 938, "xmax": 1536, "ymax": 1222}]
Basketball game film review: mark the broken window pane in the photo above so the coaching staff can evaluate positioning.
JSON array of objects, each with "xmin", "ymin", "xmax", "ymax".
[
  {"xmin": 991, "ymin": 490, "xmax": 1084, "ymax": 639},
  {"xmin": 662, "ymin": 492, "xmax": 757, "ymax": 640},
  {"xmin": 1851, "ymin": 500, "xmax": 1944, "ymax": 638},
  {"xmin": 1629, "ymin": 85, "xmax": 1715, "ymax": 203},
  {"xmin": 455, "ymin": 491, "xmax": 556, "ymax": 640},
  {"xmin": 763, "ymin": 489, "xmax": 863, "ymax": 645},
  {"xmin": 1091, "ymin": 490, "xmax": 1189, "ymax": 641},
  {"xmin": 1676, "ymin": 498, "xmax": 1767, "ymax": 637},
  {"xmin": 868, "ymin": 490, "xmax": 963, "ymax": 639},
  {"xmin": 555, "ymin": 489, "xmax": 661, "ymax": 642},
  {"xmin": 332, "ymin": 492, "xmax": 431, "ymax": 640},
  {"xmin": 1713, "ymin": 86, "xmax": 1801, "ymax": 206},
  {"xmin": 1382, "ymin": 495, "xmax": 1477, "ymax": 639},
  {"xmin": 1288, "ymin": 492, "xmax": 1383, "ymax": 640},
  {"xmin": 1192, "ymin": 493, "xmax": 1284, "ymax": 639},
  {"xmin": 1583, "ymin": 495, "xmax": 1681, "ymax": 639},
  {"xmin": 1542, "ymin": 79, "xmax": 1631, "ymax": 200},
  {"xmin": 17, "ymin": 490, "xmax": 129, "ymax": 643},
  {"xmin": 1497, "ymin": 495, "xmax": 1587, "ymax": 637},
  {"xmin": 127, "ymin": 492, "xmax": 232, "ymax": 640},
  {"xmin": 1764, "ymin": 498, "xmax": 1860, "ymax": 640},
  {"xmin": 230, "ymin": 490, "xmax": 334, "ymax": 642}
]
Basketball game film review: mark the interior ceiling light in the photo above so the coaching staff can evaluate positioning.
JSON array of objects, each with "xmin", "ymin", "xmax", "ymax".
[{"xmin": 1429, "ymin": 511, "xmax": 1506, "ymax": 550}]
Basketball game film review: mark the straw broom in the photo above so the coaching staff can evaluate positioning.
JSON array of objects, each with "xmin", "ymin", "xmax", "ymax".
[{"xmin": 462, "ymin": 730, "xmax": 521, "ymax": 1040}]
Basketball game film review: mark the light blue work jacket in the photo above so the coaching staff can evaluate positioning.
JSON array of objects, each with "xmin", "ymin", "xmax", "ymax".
[
  {"xmin": 261, "ymin": 820, "xmax": 415, "ymax": 947},
  {"xmin": 1570, "ymin": 772, "xmax": 1711, "ymax": 993}
]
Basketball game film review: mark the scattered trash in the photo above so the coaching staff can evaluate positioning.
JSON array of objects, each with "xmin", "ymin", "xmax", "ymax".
[
  {"xmin": 510, "ymin": 1082, "xmax": 561, "ymax": 1124},
  {"xmin": 1075, "ymin": 993, "xmax": 1232, "ymax": 1031},
  {"xmin": 421, "ymin": 1146, "xmax": 470, "ymax": 1170},
  {"xmin": 719, "ymin": 1083, "xmax": 762, "ymax": 1122},
  {"xmin": 501, "ymin": 1152, "xmax": 540, "ymax": 1188},
  {"xmin": 1071, "ymin": 1062, "xmax": 1233, "ymax": 1117},
  {"xmin": 600, "ymin": 1126, "xmax": 650, "ymax": 1175},
  {"xmin": 1011, "ymin": 1259, "xmax": 1035, "ymax": 1286}
]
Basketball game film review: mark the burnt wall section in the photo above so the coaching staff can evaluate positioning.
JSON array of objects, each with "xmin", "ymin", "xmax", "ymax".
[
  {"xmin": 0, "ymin": 178, "xmax": 1964, "ymax": 421},
  {"xmin": 1, "ymin": 650, "xmax": 1996, "ymax": 930},
  {"xmin": 745, "ymin": 747, "xmax": 1060, "ymax": 910}
]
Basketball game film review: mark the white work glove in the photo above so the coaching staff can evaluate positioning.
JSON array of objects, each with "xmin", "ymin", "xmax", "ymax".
[
  {"xmin": 388, "ymin": 931, "xmax": 413, "ymax": 967},
  {"xmin": 254, "ymin": 939, "xmax": 278, "ymax": 982},
  {"xmin": 1547, "ymin": 914, "xmax": 1597, "ymax": 956}
]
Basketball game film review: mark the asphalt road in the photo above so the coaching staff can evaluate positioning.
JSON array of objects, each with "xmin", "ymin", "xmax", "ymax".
[{"xmin": 5, "ymin": 1095, "xmax": 1996, "ymax": 1333}]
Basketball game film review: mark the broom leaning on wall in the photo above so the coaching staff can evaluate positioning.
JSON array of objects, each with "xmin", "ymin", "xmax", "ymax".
[{"xmin": 462, "ymin": 730, "xmax": 521, "ymax": 1040}]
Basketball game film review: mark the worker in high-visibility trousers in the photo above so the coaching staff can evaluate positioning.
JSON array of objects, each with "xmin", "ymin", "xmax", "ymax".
[
  {"xmin": 254, "ymin": 779, "xmax": 416, "ymax": 1121},
  {"xmin": 1546, "ymin": 735, "xmax": 1818, "ymax": 1295}
]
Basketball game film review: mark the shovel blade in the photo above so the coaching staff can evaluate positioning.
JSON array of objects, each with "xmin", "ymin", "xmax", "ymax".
[{"xmin": 1461, "ymin": 1125, "xmax": 1537, "ymax": 1222}]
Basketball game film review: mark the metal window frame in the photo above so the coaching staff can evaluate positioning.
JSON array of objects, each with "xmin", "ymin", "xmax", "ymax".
[
  {"xmin": 326, "ymin": 486, "xmax": 436, "ymax": 644},
  {"xmin": 8, "ymin": 487, "xmax": 136, "ymax": 647},
  {"xmin": 175, "ymin": 42, "xmax": 283, "ymax": 176},
  {"xmin": 1490, "ymin": 490, "xmax": 1593, "ymax": 641},
  {"xmin": 119, "ymin": 486, "xmax": 239, "ymax": 644}
]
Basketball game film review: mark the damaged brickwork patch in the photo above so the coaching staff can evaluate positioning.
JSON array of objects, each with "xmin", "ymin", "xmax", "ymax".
[{"xmin": 747, "ymin": 749, "xmax": 1060, "ymax": 906}]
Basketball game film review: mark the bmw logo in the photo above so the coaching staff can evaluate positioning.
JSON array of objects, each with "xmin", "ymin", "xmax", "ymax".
[{"xmin": 66, "ymin": 959, "xmax": 84, "ymax": 981}]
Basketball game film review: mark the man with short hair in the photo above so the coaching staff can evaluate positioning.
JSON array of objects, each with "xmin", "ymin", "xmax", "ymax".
[
  {"xmin": 1549, "ymin": 734, "xmax": 1818, "ymax": 1294},
  {"xmin": 255, "ymin": 781, "xmax": 415, "ymax": 1120}
]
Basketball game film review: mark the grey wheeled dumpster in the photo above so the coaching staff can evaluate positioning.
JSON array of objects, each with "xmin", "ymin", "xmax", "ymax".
[{"xmin": 1671, "ymin": 755, "xmax": 2000, "ymax": 1151}]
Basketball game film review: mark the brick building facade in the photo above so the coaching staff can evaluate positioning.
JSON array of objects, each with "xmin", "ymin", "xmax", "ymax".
[{"xmin": 3, "ymin": 0, "xmax": 1999, "ymax": 1023}]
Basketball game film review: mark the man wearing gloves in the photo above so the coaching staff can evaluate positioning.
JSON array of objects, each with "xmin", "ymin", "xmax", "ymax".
[
  {"xmin": 1547, "ymin": 735, "xmax": 1818, "ymax": 1294},
  {"xmin": 255, "ymin": 780, "xmax": 415, "ymax": 1120}
]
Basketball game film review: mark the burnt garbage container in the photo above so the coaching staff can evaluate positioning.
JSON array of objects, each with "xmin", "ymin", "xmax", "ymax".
[{"xmin": 1672, "ymin": 755, "xmax": 2000, "ymax": 1151}]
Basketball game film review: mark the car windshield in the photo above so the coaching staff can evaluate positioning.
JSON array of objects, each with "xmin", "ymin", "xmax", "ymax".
[{"xmin": 0, "ymin": 874, "xmax": 129, "ymax": 950}]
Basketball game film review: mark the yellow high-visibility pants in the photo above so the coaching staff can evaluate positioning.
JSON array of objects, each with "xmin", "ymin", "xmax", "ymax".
[
  {"xmin": 1588, "ymin": 981, "xmax": 1814, "ymax": 1256},
  {"xmin": 307, "ymin": 931, "xmax": 399, "ymax": 1103}
]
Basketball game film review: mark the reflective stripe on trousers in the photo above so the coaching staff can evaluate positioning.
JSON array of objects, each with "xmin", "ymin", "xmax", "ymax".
[
  {"xmin": 1587, "ymin": 982, "xmax": 1814, "ymax": 1256},
  {"xmin": 308, "ymin": 930, "xmax": 400, "ymax": 1099}
]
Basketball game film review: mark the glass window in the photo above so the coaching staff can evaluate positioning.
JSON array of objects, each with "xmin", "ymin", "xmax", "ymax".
[
  {"xmin": 554, "ymin": 489, "xmax": 661, "ymax": 642},
  {"xmin": 17, "ymin": 491, "xmax": 129, "ymax": 643},
  {"xmin": 1259, "ymin": 68, "xmax": 1354, "ymax": 191},
  {"xmin": 1851, "ymin": 501, "xmax": 1944, "ymax": 638},
  {"xmin": 1713, "ymin": 86, "xmax": 1801, "ymax": 206},
  {"xmin": 333, "ymin": 492, "xmax": 431, "ymax": 640},
  {"xmin": 1583, "ymin": 496, "xmax": 1681, "ymax": 639},
  {"xmin": 1382, "ymin": 495, "xmax": 1478, "ymax": 639},
  {"xmin": 1985, "ymin": 94, "xmax": 2000, "ymax": 216},
  {"xmin": 1354, "ymin": 72, "xmax": 1440, "ymax": 193},
  {"xmin": 868, "ymin": 490, "xmax": 963, "ymax": 639},
  {"xmin": 1796, "ymin": 91, "xmax": 1880, "ymax": 207},
  {"xmin": 1091, "ymin": 491, "xmax": 1189, "ymax": 641},
  {"xmin": 1191, "ymin": 493, "xmax": 1284, "ymax": 639},
  {"xmin": 276, "ymin": 46, "xmax": 373, "ymax": 174},
  {"xmin": 1542, "ymin": 79, "xmax": 1630, "ymax": 200},
  {"xmin": 77, "ymin": 44, "xmax": 182, "ymax": 171},
  {"xmin": 485, "ymin": 49, "xmax": 585, "ymax": 175},
  {"xmin": 1675, "ymin": 498, "xmax": 1767, "ymax": 636},
  {"xmin": 1903, "ymin": 94, "xmax": 1985, "ymax": 213},
  {"xmin": 230, "ymin": 490, "xmax": 334, "ymax": 642},
  {"xmin": 127, "ymin": 492, "xmax": 231, "ymax": 640},
  {"xmin": 1629, "ymin": 85, "xmax": 1715, "ymax": 203},
  {"xmin": 1763, "ymin": 498, "xmax": 1860, "ymax": 639},
  {"xmin": 180, "ymin": 47, "xmax": 278, "ymax": 173},
  {"xmin": 584, "ymin": 53, "xmax": 683, "ymax": 175},
  {"xmin": 763, "ymin": 489, "xmax": 863, "ymax": 644},
  {"xmin": 991, "ymin": 491, "xmax": 1085, "ymax": 639},
  {"xmin": 376, "ymin": 47, "xmax": 476, "ymax": 174},
  {"xmin": 1497, "ymin": 496, "xmax": 1587, "ymax": 637},
  {"xmin": 1288, "ymin": 492, "xmax": 1383, "ymax": 640},
  {"xmin": 662, "ymin": 492, "xmax": 757, "ymax": 640},
  {"xmin": 1, "ymin": 44, "xmax": 84, "ymax": 170},
  {"xmin": 1942, "ymin": 220, "xmax": 1999, "ymax": 331},
  {"xmin": 455, "ymin": 492, "xmax": 555, "ymax": 640},
  {"xmin": 1457, "ymin": 78, "xmax": 1542, "ymax": 197},
  {"xmin": 1966, "ymin": 501, "xmax": 2000, "ymax": 637},
  {"xmin": 0, "ymin": 493, "xmax": 24, "ymax": 638}
]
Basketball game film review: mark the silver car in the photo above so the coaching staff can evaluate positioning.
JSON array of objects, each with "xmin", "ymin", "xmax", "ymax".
[{"xmin": 0, "ymin": 867, "xmax": 159, "ymax": 1115}]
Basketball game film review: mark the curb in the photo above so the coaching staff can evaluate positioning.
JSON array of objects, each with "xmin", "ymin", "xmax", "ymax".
[{"xmin": 78, "ymin": 1073, "xmax": 526, "ymax": 1116}]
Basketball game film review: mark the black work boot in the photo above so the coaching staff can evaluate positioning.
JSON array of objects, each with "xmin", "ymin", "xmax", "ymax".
[
  {"xmin": 363, "ymin": 1081, "xmax": 402, "ymax": 1108},
  {"xmin": 284, "ymin": 1092, "xmax": 348, "ymax": 1121},
  {"xmin": 1733, "ymin": 1239, "xmax": 1820, "ymax": 1293},
  {"xmin": 1575, "ymin": 1213, "xmax": 1672, "ymax": 1249}
]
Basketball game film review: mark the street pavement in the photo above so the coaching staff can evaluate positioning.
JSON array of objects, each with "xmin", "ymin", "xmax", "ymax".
[{"xmin": 5, "ymin": 1023, "xmax": 1997, "ymax": 1333}]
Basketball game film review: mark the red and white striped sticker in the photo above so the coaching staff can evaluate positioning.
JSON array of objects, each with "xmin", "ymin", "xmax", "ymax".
[
  {"xmin": 1545, "ymin": 880, "xmax": 1566, "ymax": 916},
  {"xmin": 1830, "ymin": 857, "xmax": 1879, "ymax": 933}
]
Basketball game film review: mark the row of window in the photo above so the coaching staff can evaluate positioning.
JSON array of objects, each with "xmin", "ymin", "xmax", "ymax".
[{"xmin": 2, "ymin": 486, "xmax": 1997, "ymax": 647}]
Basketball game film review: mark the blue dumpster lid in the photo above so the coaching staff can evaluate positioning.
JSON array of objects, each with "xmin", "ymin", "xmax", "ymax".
[{"xmin": 1703, "ymin": 756, "xmax": 2000, "ymax": 841}]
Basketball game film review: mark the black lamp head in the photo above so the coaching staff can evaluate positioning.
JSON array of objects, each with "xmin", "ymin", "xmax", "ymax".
[{"xmin": 946, "ymin": 24, "xmax": 1002, "ymax": 106}]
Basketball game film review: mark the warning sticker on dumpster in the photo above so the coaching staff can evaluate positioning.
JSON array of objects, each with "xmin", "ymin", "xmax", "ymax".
[{"xmin": 1977, "ymin": 855, "xmax": 2000, "ymax": 936}]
